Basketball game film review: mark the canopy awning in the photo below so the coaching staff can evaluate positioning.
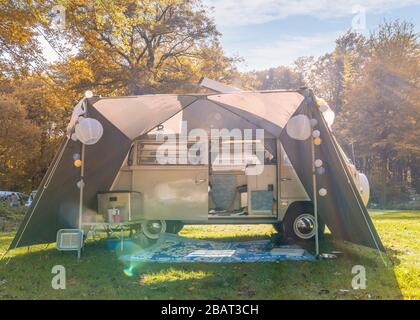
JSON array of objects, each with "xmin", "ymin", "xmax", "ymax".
[{"xmin": 10, "ymin": 90, "xmax": 384, "ymax": 252}]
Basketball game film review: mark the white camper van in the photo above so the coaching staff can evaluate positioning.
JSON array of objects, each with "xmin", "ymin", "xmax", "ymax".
[{"xmin": 107, "ymin": 134, "xmax": 315, "ymax": 241}]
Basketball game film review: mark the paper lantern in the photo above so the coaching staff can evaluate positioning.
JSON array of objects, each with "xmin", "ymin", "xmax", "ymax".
[
  {"xmin": 319, "ymin": 188, "xmax": 327, "ymax": 196},
  {"xmin": 74, "ymin": 159, "xmax": 82, "ymax": 167},
  {"xmin": 310, "ymin": 118, "xmax": 318, "ymax": 127},
  {"xmin": 313, "ymin": 137, "xmax": 322, "ymax": 145},
  {"xmin": 359, "ymin": 173, "xmax": 370, "ymax": 206},
  {"xmin": 75, "ymin": 117, "xmax": 103, "ymax": 145},
  {"xmin": 323, "ymin": 109, "xmax": 335, "ymax": 127},
  {"xmin": 73, "ymin": 153, "xmax": 80, "ymax": 161},
  {"xmin": 317, "ymin": 167, "xmax": 326, "ymax": 175},
  {"xmin": 314, "ymin": 159, "xmax": 323, "ymax": 167},
  {"xmin": 286, "ymin": 114, "xmax": 311, "ymax": 141},
  {"xmin": 312, "ymin": 130, "xmax": 320, "ymax": 138}
]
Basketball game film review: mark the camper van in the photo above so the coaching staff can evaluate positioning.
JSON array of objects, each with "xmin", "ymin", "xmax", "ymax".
[{"xmin": 108, "ymin": 132, "xmax": 315, "ymax": 241}]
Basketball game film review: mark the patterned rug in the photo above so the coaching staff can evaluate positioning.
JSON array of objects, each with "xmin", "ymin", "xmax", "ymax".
[{"xmin": 117, "ymin": 234, "xmax": 315, "ymax": 263}]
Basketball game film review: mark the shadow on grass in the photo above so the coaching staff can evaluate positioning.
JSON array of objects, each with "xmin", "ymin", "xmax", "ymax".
[{"xmin": 0, "ymin": 233, "xmax": 403, "ymax": 300}]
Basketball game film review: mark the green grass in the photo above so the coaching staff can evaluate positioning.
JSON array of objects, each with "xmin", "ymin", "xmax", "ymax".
[{"xmin": 0, "ymin": 211, "xmax": 419, "ymax": 300}]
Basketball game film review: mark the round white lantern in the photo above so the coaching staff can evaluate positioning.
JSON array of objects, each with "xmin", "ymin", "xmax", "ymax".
[
  {"xmin": 312, "ymin": 130, "xmax": 320, "ymax": 138},
  {"xmin": 358, "ymin": 173, "xmax": 370, "ymax": 206},
  {"xmin": 286, "ymin": 114, "xmax": 312, "ymax": 141},
  {"xmin": 319, "ymin": 188, "xmax": 327, "ymax": 197},
  {"xmin": 310, "ymin": 118, "xmax": 318, "ymax": 127},
  {"xmin": 322, "ymin": 109, "xmax": 335, "ymax": 128},
  {"xmin": 75, "ymin": 117, "xmax": 104, "ymax": 145}
]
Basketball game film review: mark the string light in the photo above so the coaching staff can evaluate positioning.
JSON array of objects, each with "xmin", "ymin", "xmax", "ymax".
[
  {"xmin": 312, "ymin": 130, "xmax": 320, "ymax": 138},
  {"xmin": 317, "ymin": 167, "xmax": 326, "ymax": 175},
  {"xmin": 314, "ymin": 159, "xmax": 323, "ymax": 167},
  {"xmin": 319, "ymin": 188, "xmax": 327, "ymax": 196},
  {"xmin": 313, "ymin": 137, "xmax": 322, "ymax": 145},
  {"xmin": 74, "ymin": 159, "xmax": 82, "ymax": 168},
  {"xmin": 85, "ymin": 90, "xmax": 94, "ymax": 98}
]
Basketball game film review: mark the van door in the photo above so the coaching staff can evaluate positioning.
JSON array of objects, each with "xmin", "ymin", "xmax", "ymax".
[{"xmin": 131, "ymin": 139, "xmax": 209, "ymax": 221}]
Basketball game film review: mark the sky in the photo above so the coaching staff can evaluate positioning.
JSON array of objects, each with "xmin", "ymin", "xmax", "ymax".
[
  {"xmin": 41, "ymin": 0, "xmax": 420, "ymax": 72},
  {"xmin": 203, "ymin": 0, "xmax": 420, "ymax": 71}
]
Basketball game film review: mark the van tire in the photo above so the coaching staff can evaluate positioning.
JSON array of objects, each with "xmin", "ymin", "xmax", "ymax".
[
  {"xmin": 141, "ymin": 220, "xmax": 166, "ymax": 239},
  {"xmin": 282, "ymin": 203, "xmax": 325, "ymax": 242},
  {"xmin": 166, "ymin": 221, "xmax": 184, "ymax": 234}
]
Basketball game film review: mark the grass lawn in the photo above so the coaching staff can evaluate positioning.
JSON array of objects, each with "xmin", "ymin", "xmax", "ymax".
[{"xmin": 0, "ymin": 210, "xmax": 419, "ymax": 300}]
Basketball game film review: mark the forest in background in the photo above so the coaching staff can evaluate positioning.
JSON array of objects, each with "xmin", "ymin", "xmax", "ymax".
[{"xmin": 0, "ymin": 1, "xmax": 419, "ymax": 208}]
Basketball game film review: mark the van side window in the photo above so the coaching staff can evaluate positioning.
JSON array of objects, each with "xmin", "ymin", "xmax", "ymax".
[
  {"xmin": 136, "ymin": 141, "xmax": 203, "ymax": 165},
  {"xmin": 210, "ymin": 138, "xmax": 277, "ymax": 166}
]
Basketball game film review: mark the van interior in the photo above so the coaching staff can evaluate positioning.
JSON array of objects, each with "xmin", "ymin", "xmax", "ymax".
[
  {"xmin": 110, "ymin": 99, "xmax": 308, "ymax": 223},
  {"xmin": 110, "ymin": 131, "xmax": 280, "ymax": 221}
]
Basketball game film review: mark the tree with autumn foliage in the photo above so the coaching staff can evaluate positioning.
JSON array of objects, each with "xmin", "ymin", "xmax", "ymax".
[
  {"xmin": 57, "ymin": 0, "xmax": 241, "ymax": 95},
  {"xmin": 0, "ymin": 0, "xmax": 244, "ymax": 191},
  {"xmin": 335, "ymin": 21, "xmax": 420, "ymax": 207}
]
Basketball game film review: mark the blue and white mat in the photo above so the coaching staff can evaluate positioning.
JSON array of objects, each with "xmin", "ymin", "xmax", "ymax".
[{"xmin": 117, "ymin": 234, "xmax": 315, "ymax": 263}]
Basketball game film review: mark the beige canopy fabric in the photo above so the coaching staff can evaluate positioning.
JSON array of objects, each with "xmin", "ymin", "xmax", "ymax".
[
  {"xmin": 208, "ymin": 91, "xmax": 304, "ymax": 135},
  {"xmin": 91, "ymin": 91, "xmax": 304, "ymax": 139},
  {"xmin": 92, "ymin": 95, "xmax": 199, "ymax": 139}
]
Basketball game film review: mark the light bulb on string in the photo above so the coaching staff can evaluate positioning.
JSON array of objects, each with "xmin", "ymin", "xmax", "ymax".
[
  {"xmin": 74, "ymin": 159, "xmax": 82, "ymax": 168},
  {"xmin": 314, "ymin": 159, "xmax": 323, "ymax": 168},
  {"xmin": 319, "ymin": 188, "xmax": 327, "ymax": 196},
  {"xmin": 317, "ymin": 167, "xmax": 326, "ymax": 175},
  {"xmin": 84, "ymin": 90, "xmax": 93, "ymax": 98},
  {"xmin": 77, "ymin": 180, "xmax": 85, "ymax": 189}
]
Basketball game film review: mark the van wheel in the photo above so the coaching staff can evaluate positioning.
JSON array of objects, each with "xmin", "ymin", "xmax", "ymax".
[
  {"xmin": 141, "ymin": 220, "xmax": 166, "ymax": 239},
  {"xmin": 166, "ymin": 221, "xmax": 184, "ymax": 234},
  {"xmin": 283, "ymin": 203, "xmax": 324, "ymax": 242}
]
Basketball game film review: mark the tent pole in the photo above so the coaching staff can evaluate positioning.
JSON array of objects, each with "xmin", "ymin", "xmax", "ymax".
[
  {"xmin": 78, "ymin": 143, "xmax": 86, "ymax": 260},
  {"xmin": 311, "ymin": 139, "xmax": 320, "ymax": 257}
]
